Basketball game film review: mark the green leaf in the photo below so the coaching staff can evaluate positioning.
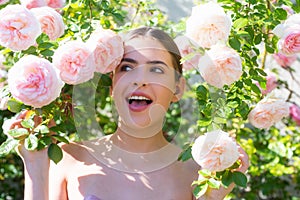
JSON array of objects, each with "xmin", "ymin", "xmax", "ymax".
[
  {"xmin": 197, "ymin": 118, "xmax": 212, "ymax": 126},
  {"xmin": 21, "ymin": 119, "xmax": 35, "ymax": 129},
  {"xmin": 229, "ymin": 37, "xmax": 241, "ymax": 51},
  {"xmin": 232, "ymin": 171, "xmax": 248, "ymax": 188},
  {"xmin": 214, "ymin": 117, "xmax": 227, "ymax": 124},
  {"xmin": 34, "ymin": 125, "xmax": 50, "ymax": 134},
  {"xmin": 193, "ymin": 182, "xmax": 209, "ymax": 199},
  {"xmin": 196, "ymin": 85, "xmax": 208, "ymax": 100},
  {"xmin": 254, "ymin": 34, "xmax": 262, "ymax": 45},
  {"xmin": 48, "ymin": 143, "xmax": 63, "ymax": 164},
  {"xmin": 38, "ymin": 42, "xmax": 54, "ymax": 49},
  {"xmin": 7, "ymin": 98, "xmax": 24, "ymax": 113},
  {"xmin": 178, "ymin": 145, "xmax": 192, "ymax": 161},
  {"xmin": 0, "ymin": 139, "xmax": 19, "ymax": 157},
  {"xmin": 37, "ymin": 136, "xmax": 52, "ymax": 150},
  {"xmin": 208, "ymin": 178, "xmax": 221, "ymax": 189},
  {"xmin": 52, "ymin": 135, "xmax": 69, "ymax": 144},
  {"xmin": 8, "ymin": 128, "xmax": 29, "ymax": 140},
  {"xmin": 40, "ymin": 49, "xmax": 54, "ymax": 57},
  {"xmin": 24, "ymin": 134, "xmax": 38, "ymax": 151},
  {"xmin": 222, "ymin": 171, "xmax": 233, "ymax": 187},
  {"xmin": 233, "ymin": 18, "xmax": 248, "ymax": 30},
  {"xmin": 250, "ymin": 83, "xmax": 262, "ymax": 95},
  {"xmin": 274, "ymin": 7, "xmax": 287, "ymax": 20}
]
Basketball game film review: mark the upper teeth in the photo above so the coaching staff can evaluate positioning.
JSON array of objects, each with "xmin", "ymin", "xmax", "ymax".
[{"xmin": 128, "ymin": 96, "xmax": 151, "ymax": 101}]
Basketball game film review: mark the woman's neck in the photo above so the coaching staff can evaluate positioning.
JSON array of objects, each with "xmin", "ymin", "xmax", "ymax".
[{"xmin": 110, "ymin": 128, "xmax": 169, "ymax": 153}]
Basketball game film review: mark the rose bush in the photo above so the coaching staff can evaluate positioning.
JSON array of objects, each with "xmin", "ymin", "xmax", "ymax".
[
  {"xmin": 7, "ymin": 55, "xmax": 64, "ymax": 108},
  {"xmin": 0, "ymin": 4, "xmax": 41, "ymax": 51}
]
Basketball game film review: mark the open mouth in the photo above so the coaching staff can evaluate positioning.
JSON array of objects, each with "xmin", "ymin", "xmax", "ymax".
[
  {"xmin": 128, "ymin": 95, "xmax": 153, "ymax": 105},
  {"xmin": 127, "ymin": 95, "xmax": 153, "ymax": 112}
]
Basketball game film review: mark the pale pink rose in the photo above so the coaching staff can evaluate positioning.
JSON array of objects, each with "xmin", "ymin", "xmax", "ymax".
[
  {"xmin": 31, "ymin": 6, "xmax": 64, "ymax": 40},
  {"xmin": 290, "ymin": 104, "xmax": 300, "ymax": 125},
  {"xmin": 248, "ymin": 98, "xmax": 289, "ymax": 129},
  {"xmin": 46, "ymin": 0, "xmax": 65, "ymax": 9},
  {"xmin": 53, "ymin": 40, "xmax": 95, "ymax": 84},
  {"xmin": 0, "ymin": 0, "xmax": 9, "ymax": 5},
  {"xmin": 20, "ymin": 0, "xmax": 47, "ymax": 9},
  {"xmin": 198, "ymin": 44, "xmax": 242, "ymax": 88},
  {"xmin": 2, "ymin": 115, "xmax": 17, "ymax": 136},
  {"xmin": 7, "ymin": 55, "xmax": 64, "ymax": 108},
  {"xmin": 191, "ymin": 130, "xmax": 240, "ymax": 172},
  {"xmin": 273, "ymin": 52, "xmax": 297, "ymax": 68},
  {"xmin": 0, "ymin": 4, "xmax": 41, "ymax": 52},
  {"xmin": 174, "ymin": 35, "xmax": 203, "ymax": 71},
  {"xmin": 87, "ymin": 29, "xmax": 124, "ymax": 74},
  {"xmin": 186, "ymin": 2, "xmax": 232, "ymax": 48},
  {"xmin": 256, "ymin": 71, "xmax": 277, "ymax": 95},
  {"xmin": 277, "ymin": 26, "xmax": 300, "ymax": 55},
  {"xmin": 0, "ymin": 96, "xmax": 9, "ymax": 110}
]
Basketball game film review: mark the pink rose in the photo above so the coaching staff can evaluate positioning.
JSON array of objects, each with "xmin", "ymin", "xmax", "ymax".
[
  {"xmin": 31, "ymin": 6, "xmax": 65, "ymax": 40},
  {"xmin": 277, "ymin": 27, "xmax": 300, "ymax": 55},
  {"xmin": 198, "ymin": 44, "xmax": 242, "ymax": 88},
  {"xmin": 256, "ymin": 71, "xmax": 277, "ymax": 95},
  {"xmin": 191, "ymin": 130, "xmax": 240, "ymax": 172},
  {"xmin": 20, "ymin": 0, "xmax": 47, "ymax": 9},
  {"xmin": 0, "ymin": 0, "xmax": 9, "ymax": 5},
  {"xmin": 53, "ymin": 40, "xmax": 95, "ymax": 85},
  {"xmin": 248, "ymin": 98, "xmax": 289, "ymax": 129},
  {"xmin": 273, "ymin": 52, "xmax": 297, "ymax": 68},
  {"xmin": 87, "ymin": 29, "xmax": 124, "ymax": 74},
  {"xmin": 7, "ymin": 55, "xmax": 64, "ymax": 108},
  {"xmin": 46, "ymin": 0, "xmax": 65, "ymax": 9},
  {"xmin": 186, "ymin": 2, "xmax": 232, "ymax": 48},
  {"xmin": 0, "ymin": 4, "xmax": 41, "ymax": 52},
  {"xmin": 290, "ymin": 104, "xmax": 300, "ymax": 125},
  {"xmin": 174, "ymin": 35, "xmax": 203, "ymax": 71}
]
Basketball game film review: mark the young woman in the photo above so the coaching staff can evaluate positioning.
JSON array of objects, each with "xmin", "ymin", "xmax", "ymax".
[{"xmin": 14, "ymin": 27, "xmax": 249, "ymax": 200}]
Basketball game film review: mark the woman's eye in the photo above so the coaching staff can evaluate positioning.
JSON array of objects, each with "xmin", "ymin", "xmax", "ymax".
[
  {"xmin": 120, "ymin": 65, "xmax": 133, "ymax": 72},
  {"xmin": 150, "ymin": 66, "xmax": 164, "ymax": 74}
]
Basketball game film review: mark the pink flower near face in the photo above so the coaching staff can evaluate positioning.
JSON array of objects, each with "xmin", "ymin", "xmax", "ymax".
[
  {"xmin": 20, "ymin": 0, "xmax": 47, "ymax": 9},
  {"xmin": 198, "ymin": 44, "xmax": 242, "ymax": 88},
  {"xmin": 7, "ymin": 55, "xmax": 64, "ymax": 108},
  {"xmin": 87, "ymin": 29, "xmax": 124, "ymax": 74},
  {"xmin": 186, "ymin": 2, "xmax": 232, "ymax": 48},
  {"xmin": 273, "ymin": 52, "xmax": 297, "ymax": 68},
  {"xmin": 248, "ymin": 98, "xmax": 289, "ymax": 129},
  {"xmin": 290, "ymin": 104, "xmax": 300, "ymax": 125},
  {"xmin": 0, "ymin": 0, "xmax": 9, "ymax": 5},
  {"xmin": 46, "ymin": 0, "xmax": 65, "ymax": 9},
  {"xmin": 174, "ymin": 35, "xmax": 202, "ymax": 71},
  {"xmin": 191, "ymin": 130, "xmax": 240, "ymax": 172},
  {"xmin": 31, "ymin": 6, "xmax": 65, "ymax": 40},
  {"xmin": 0, "ymin": 4, "xmax": 41, "ymax": 52},
  {"xmin": 53, "ymin": 40, "xmax": 95, "ymax": 85}
]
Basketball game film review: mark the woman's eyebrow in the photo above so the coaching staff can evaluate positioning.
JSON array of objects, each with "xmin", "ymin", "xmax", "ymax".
[
  {"xmin": 146, "ymin": 60, "xmax": 169, "ymax": 67},
  {"xmin": 121, "ymin": 58, "xmax": 137, "ymax": 64}
]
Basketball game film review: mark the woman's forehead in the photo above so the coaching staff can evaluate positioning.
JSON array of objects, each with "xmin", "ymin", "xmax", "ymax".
[{"xmin": 123, "ymin": 37, "xmax": 173, "ymax": 64}]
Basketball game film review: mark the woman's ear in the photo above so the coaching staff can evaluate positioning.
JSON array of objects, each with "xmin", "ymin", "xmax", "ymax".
[{"xmin": 172, "ymin": 76, "xmax": 186, "ymax": 102}]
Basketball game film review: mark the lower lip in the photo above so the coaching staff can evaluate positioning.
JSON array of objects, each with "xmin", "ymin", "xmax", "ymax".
[{"xmin": 128, "ymin": 101, "xmax": 151, "ymax": 112}]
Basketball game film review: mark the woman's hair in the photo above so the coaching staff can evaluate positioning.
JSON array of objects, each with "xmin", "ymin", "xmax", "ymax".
[{"xmin": 123, "ymin": 27, "xmax": 183, "ymax": 80}]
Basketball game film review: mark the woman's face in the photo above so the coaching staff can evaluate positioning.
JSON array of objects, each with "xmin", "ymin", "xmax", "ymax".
[{"xmin": 112, "ymin": 36, "xmax": 182, "ymax": 137}]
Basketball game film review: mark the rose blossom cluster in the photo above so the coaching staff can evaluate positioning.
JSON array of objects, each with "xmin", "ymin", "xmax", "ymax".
[
  {"xmin": 248, "ymin": 97, "xmax": 289, "ymax": 129},
  {"xmin": 191, "ymin": 130, "xmax": 240, "ymax": 172},
  {"xmin": 6, "ymin": 28, "xmax": 124, "ymax": 108},
  {"xmin": 0, "ymin": 4, "xmax": 65, "ymax": 51},
  {"xmin": 53, "ymin": 28, "xmax": 124, "ymax": 84},
  {"xmin": 182, "ymin": 2, "xmax": 242, "ymax": 88}
]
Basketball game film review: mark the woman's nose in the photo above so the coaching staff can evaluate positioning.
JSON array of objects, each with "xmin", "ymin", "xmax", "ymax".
[{"xmin": 131, "ymin": 67, "xmax": 148, "ymax": 87}]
